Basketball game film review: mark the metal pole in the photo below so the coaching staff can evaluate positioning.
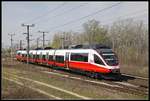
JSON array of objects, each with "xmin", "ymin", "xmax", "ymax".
[
  {"xmin": 61, "ymin": 37, "xmax": 64, "ymax": 49},
  {"xmin": 62, "ymin": 33, "xmax": 65, "ymax": 49},
  {"xmin": 38, "ymin": 31, "xmax": 48, "ymax": 49},
  {"xmin": 11, "ymin": 35, "xmax": 12, "ymax": 64},
  {"xmin": 20, "ymin": 40, "xmax": 22, "ymax": 49},
  {"xmin": 22, "ymin": 24, "xmax": 34, "ymax": 65},
  {"xmin": 8, "ymin": 33, "xmax": 15, "ymax": 65},
  {"xmin": 43, "ymin": 32, "xmax": 45, "ymax": 49},
  {"xmin": 37, "ymin": 38, "xmax": 39, "ymax": 48},
  {"xmin": 27, "ymin": 26, "xmax": 29, "ymax": 65},
  {"xmin": 37, "ymin": 37, "xmax": 40, "ymax": 48}
]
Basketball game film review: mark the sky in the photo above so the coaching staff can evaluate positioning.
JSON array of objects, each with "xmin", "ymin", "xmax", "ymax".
[{"xmin": 2, "ymin": 1, "xmax": 148, "ymax": 49}]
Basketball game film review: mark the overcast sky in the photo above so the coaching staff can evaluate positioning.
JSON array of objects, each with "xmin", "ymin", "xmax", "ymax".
[{"xmin": 2, "ymin": 1, "xmax": 148, "ymax": 48}]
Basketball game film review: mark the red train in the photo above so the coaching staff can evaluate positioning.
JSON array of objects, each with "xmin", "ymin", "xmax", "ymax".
[{"xmin": 16, "ymin": 44, "xmax": 120, "ymax": 79}]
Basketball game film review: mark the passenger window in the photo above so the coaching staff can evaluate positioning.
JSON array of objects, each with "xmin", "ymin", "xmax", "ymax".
[
  {"xmin": 43, "ymin": 55, "xmax": 46, "ymax": 60},
  {"xmin": 71, "ymin": 53, "xmax": 88, "ymax": 62},
  {"xmin": 29, "ymin": 54, "xmax": 32, "ymax": 58},
  {"xmin": 37, "ymin": 55, "xmax": 39, "ymax": 59},
  {"xmin": 46, "ymin": 52, "xmax": 49, "ymax": 59},
  {"xmin": 94, "ymin": 54, "xmax": 105, "ymax": 65},
  {"xmin": 56, "ymin": 56, "xmax": 64, "ymax": 63},
  {"xmin": 34, "ymin": 55, "xmax": 36, "ymax": 59},
  {"xmin": 49, "ymin": 55, "xmax": 53, "ymax": 61}
]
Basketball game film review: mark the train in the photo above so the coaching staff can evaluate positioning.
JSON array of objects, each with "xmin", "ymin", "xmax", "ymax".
[{"xmin": 15, "ymin": 44, "xmax": 120, "ymax": 79}]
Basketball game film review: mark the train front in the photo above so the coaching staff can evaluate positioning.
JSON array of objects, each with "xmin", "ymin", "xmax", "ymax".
[
  {"xmin": 101, "ymin": 49, "xmax": 119, "ymax": 71},
  {"xmin": 95, "ymin": 45, "xmax": 120, "ymax": 74}
]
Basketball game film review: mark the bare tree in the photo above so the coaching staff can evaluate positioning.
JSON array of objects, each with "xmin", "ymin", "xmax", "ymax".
[
  {"xmin": 83, "ymin": 19, "xmax": 109, "ymax": 45},
  {"xmin": 108, "ymin": 18, "xmax": 148, "ymax": 66}
]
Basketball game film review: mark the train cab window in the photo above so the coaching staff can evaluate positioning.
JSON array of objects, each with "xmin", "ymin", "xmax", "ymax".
[
  {"xmin": 56, "ymin": 56, "xmax": 64, "ymax": 63},
  {"xmin": 49, "ymin": 55, "xmax": 53, "ymax": 61},
  {"xmin": 71, "ymin": 53, "xmax": 88, "ymax": 62},
  {"xmin": 94, "ymin": 54, "xmax": 105, "ymax": 65}
]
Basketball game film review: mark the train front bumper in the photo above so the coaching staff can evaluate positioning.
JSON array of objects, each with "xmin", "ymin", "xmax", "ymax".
[{"xmin": 110, "ymin": 69, "xmax": 120, "ymax": 74}]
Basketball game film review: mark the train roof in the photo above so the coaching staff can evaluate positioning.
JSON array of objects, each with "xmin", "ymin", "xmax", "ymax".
[
  {"xmin": 16, "ymin": 44, "xmax": 112, "ymax": 53},
  {"xmin": 82, "ymin": 44, "xmax": 111, "ymax": 49},
  {"xmin": 16, "ymin": 50, "xmax": 27, "ymax": 54}
]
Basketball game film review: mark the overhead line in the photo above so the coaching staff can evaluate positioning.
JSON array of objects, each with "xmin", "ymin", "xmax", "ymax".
[
  {"xmin": 34, "ymin": 3, "xmax": 88, "ymax": 24},
  {"xmin": 66, "ymin": 9, "xmax": 147, "ymax": 31},
  {"xmin": 31, "ymin": 2, "xmax": 121, "ymax": 44},
  {"xmin": 104, "ymin": 13, "xmax": 147, "ymax": 25},
  {"xmin": 9, "ymin": 2, "xmax": 66, "ymax": 38},
  {"xmin": 74, "ymin": 13, "xmax": 148, "ymax": 32},
  {"xmin": 102, "ymin": 8, "xmax": 147, "ymax": 24},
  {"xmin": 24, "ymin": 2, "xmax": 67, "ymax": 24},
  {"xmin": 34, "ymin": 2, "xmax": 121, "ymax": 46},
  {"xmin": 45, "ymin": 2, "xmax": 121, "ymax": 31},
  {"xmin": 43, "ymin": 11, "xmax": 147, "ymax": 43},
  {"xmin": 31, "ymin": 3, "xmax": 88, "ymax": 33}
]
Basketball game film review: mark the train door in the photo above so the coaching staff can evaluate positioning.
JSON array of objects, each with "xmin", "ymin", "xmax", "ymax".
[
  {"xmin": 65, "ymin": 52, "xmax": 70, "ymax": 69},
  {"xmin": 35, "ymin": 52, "xmax": 37, "ymax": 63},
  {"xmin": 53, "ymin": 50, "xmax": 57, "ymax": 66},
  {"xmin": 40, "ymin": 52, "xmax": 42, "ymax": 64}
]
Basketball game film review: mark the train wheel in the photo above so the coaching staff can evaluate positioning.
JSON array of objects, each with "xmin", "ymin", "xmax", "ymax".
[
  {"xmin": 85, "ymin": 71, "xmax": 91, "ymax": 77},
  {"xmin": 94, "ymin": 73, "xmax": 102, "ymax": 79},
  {"xmin": 90, "ymin": 72, "xmax": 98, "ymax": 79}
]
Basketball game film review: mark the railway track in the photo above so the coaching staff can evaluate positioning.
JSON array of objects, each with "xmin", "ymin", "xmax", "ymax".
[
  {"xmin": 121, "ymin": 73, "xmax": 148, "ymax": 80},
  {"xmin": 14, "ymin": 60, "xmax": 148, "ymax": 96},
  {"xmin": 8, "ymin": 59, "xmax": 148, "ymax": 96},
  {"xmin": 41, "ymin": 70, "xmax": 148, "ymax": 96}
]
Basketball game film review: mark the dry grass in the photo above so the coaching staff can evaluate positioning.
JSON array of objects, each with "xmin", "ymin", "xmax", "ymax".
[
  {"xmin": 121, "ymin": 64, "xmax": 148, "ymax": 78},
  {"xmin": 2, "ymin": 79, "xmax": 50, "ymax": 100},
  {"xmin": 2, "ymin": 58, "xmax": 149, "ymax": 100}
]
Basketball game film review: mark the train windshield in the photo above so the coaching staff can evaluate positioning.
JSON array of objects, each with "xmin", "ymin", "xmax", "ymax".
[{"xmin": 97, "ymin": 49, "xmax": 119, "ymax": 66}]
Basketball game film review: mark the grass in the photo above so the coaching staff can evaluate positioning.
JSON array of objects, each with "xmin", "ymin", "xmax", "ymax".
[
  {"xmin": 2, "ymin": 59, "xmax": 149, "ymax": 100},
  {"xmin": 2, "ymin": 78, "xmax": 51, "ymax": 100},
  {"xmin": 121, "ymin": 64, "xmax": 148, "ymax": 78},
  {"xmin": 3, "ymin": 66, "xmax": 148, "ymax": 100}
]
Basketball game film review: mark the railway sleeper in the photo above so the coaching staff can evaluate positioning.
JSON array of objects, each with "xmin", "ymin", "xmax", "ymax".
[{"xmin": 101, "ymin": 73, "xmax": 122, "ymax": 81}]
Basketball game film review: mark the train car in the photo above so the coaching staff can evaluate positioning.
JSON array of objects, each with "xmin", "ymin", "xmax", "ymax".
[
  {"xmin": 16, "ymin": 50, "xmax": 22, "ymax": 61},
  {"xmin": 16, "ymin": 50, "xmax": 27, "ymax": 61},
  {"xmin": 29, "ymin": 50, "xmax": 37, "ymax": 63},
  {"xmin": 15, "ymin": 44, "xmax": 120, "ymax": 79}
]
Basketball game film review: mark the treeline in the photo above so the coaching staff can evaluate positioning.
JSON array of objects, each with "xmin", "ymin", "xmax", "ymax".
[{"xmin": 50, "ymin": 18, "xmax": 148, "ymax": 67}]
